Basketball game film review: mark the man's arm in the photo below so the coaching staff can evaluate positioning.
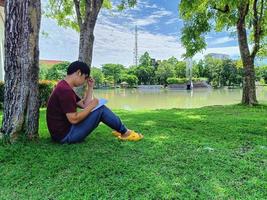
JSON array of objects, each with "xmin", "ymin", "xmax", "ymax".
[
  {"xmin": 77, "ymin": 77, "xmax": 95, "ymax": 109},
  {"xmin": 67, "ymin": 98, "xmax": 99, "ymax": 124}
]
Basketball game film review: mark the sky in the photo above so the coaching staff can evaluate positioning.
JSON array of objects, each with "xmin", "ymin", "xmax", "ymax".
[{"xmin": 39, "ymin": 0, "xmax": 248, "ymax": 67}]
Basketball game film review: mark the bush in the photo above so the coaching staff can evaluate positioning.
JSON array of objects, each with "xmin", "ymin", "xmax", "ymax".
[
  {"xmin": 167, "ymin": 77, "xmax": 188, "ymax": 84},
  {"xmin": 39, "ymin": 80, "xmax": 57, "ymax": 107},
  {"xmin": 0, "ymin": 81, "xmax": 4, "ymax": 108},
  {"xmin": 46, "ymin": 62, "xmax": 70, "ymax": 80},
  {"xmin": 262, "ymin": 70, "xmax": 267, "ymax": 84},
  {"xmin": 103, "ymin": 76, "xmax": 115, "ymax": 87},
  {"xmin": 192, "ymin": 77, "xmax": 208, "ymax": 82},
  {"xmin": 259, "ymin": 78, "xmax": 266, "ymax": 85},
  {"xmin": 39, "ymin": 67, "xmax": 49, "ymax": 80},
  {"xmin": 211, "ymin": 80, "xmax": 219, "ymax": 88},
  {"xmin": 91, "ymin": 67, "xmax": 104, "ymax": 88},
  {"xmin": 121, "ymin": 74, "xmax": 138, "ymax": 87},
  {"xmin": 167, "ymin": 77, "xmax": 207, "ymax": 85},
  {"xmin": 0, "ymin": 80, "xmax": 57, "ymax": 109}
]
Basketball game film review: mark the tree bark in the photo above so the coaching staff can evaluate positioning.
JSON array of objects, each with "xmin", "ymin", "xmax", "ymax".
[
  {"xmin": 237, "ymin": 3, "xmax": 258, "ymax": 105},
  {"xmin": 1, "ymin": 0, "xmax": 41, "ymax": 141},
  {"xmin": 77, "ymin": 0, "xmax": 103, "ymax": 67}
]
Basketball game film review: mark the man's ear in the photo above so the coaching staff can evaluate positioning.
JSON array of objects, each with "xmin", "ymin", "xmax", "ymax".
[{"xmin": 76, "ymin": 70, "xmax": 82, "ymax": 76}]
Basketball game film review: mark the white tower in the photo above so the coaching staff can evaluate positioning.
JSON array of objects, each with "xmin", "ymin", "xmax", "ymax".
[
  {"xmin": 134, "ymin": 25, "xmax": 138, "ymax": 67},
  {"xmin": 186, "ymin": 58, "xmax": 193, "ymax": 89}
]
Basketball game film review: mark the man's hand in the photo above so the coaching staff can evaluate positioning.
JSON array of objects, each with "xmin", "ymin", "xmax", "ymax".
[
  {"xmin": 87, "ymin": 77, "xmax": 95, "ymax": 88},
  {"xmin": 90, "ymin": 98, "xmax": 99, "ymax": 108},
  {"xmin": 67, "ymin": 98, "xmax": 99, "ymax": 124}
]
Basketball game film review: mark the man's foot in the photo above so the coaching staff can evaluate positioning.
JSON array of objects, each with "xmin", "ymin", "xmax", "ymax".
[
  {"xmin": 112, "ymin": 130, "xmax": 134, "ymax": 138},
  {"xmin": 121, "ymin": 130, "xmax": 132, "ymax": 138},
  {"xmin": 118, "ymin": 130, "xmax": 143, "ymax": 141},
  {"xmin": 112, "ymin": 130, "xmax": 121, "ymax": 137}
]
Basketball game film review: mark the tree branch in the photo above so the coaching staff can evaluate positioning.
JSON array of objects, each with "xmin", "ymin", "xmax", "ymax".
[
  {"xmin": 237, "ymin": 2, "xmax": 249, "ymax": 26},
  {"xmin": 259, "ymin": 0, "xmax": 264, "ymax": 22},
  {"xmin": 73, "ymin": 0, "xmax": 83, "ymax": 28},
  {"xmin": 241, "ymin": 3, "xmax": 249, "ymax": 20},
  {"xmin": 84, "ymin": 0, "xmax": 92, "ymax": 24},
  {"xmin": 212, "ymin": 4, "xmax": 230, "ymax": 13},
  {"xmin": 236, "ymin": 3, "xmax": 251, "ymax": 58},
  {"xmin": 96, "ymin": 0, "xmax": 104, "ymax": 13},
  {"xmin": 56, "ymin": 0, "xmax": 64, "ymax": 14},
  {"xmin": 49, "ymin": 0, "xmax": 64, "ymax": 17},
  {"xmin": 84, "ymin": 0, "xmax": 103, "ymax": 25},
  {"xmin": 251, "ymin": 0, "xmax": 263, "ymax": 59}
]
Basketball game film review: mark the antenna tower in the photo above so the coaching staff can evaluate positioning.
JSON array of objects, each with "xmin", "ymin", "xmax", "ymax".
[{"xmin": 134, "ymin": 25, "xmax": 138, "ymax": 66}]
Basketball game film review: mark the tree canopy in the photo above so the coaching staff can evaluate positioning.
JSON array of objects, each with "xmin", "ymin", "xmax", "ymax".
[
  {"xmin": 46, "ymin": 0, "xmax": 137, "ymax": 32},
  {"xmin": 179, "ymin": 0, "xmax": 267, "ymax": 58},
  {"xmin": 179, "ymin": 0, "xmax": 267, "ymax": 105}
]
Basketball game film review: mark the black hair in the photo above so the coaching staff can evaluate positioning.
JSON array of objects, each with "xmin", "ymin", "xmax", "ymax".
[{"xmin": 67, "ymin": 61, "xmax": 90, "ymax": 76}]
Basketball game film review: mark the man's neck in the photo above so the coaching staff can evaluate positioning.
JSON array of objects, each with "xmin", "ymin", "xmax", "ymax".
[{"xmin": 64, "ymin": 76, "xmax": 75, "ymax": 88}]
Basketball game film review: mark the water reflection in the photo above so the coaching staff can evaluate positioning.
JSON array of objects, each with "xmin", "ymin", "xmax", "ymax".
[{"xmin": 93, "ymin": 87, "xmax": 267, "ymax": 110}]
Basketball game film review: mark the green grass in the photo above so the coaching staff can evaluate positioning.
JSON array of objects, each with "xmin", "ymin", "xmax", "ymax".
[{"xmin": 0, "ymin": 105, "xmax": 267, "ymax": 199}]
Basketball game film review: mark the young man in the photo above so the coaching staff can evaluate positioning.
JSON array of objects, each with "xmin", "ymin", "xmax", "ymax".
[{"xmin": 46, "ymin": 61, "xmax": 143, "ymax": 144}]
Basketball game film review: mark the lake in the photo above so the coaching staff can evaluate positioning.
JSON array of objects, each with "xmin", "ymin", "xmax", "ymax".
[{"xmin": 93, "ymin": 86, "xmax": 267, "ymax": 110}]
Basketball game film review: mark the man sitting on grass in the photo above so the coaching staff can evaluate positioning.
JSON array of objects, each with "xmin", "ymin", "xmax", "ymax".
[{"xmin": 46, "ymin": 61, "xmax": 143, "ymax": 144}]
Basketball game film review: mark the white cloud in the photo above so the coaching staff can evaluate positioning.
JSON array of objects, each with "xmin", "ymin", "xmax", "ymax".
[
  {"xmin": 98, "ymin": 1, "xmax": 175, "ymax": 28},
  {"xmin": 146, "ymin": 4, "xmax": 158, "ymax": 9},
  {"xmin": 135, "ymin": 17, "xmax": 159, "ymax": 26},
  {"xmin": 152, "ymin": 10, "xmax": 173, "ymax": 17},
  {"xmin": 40, "ymin": 16, "xmax": 241, "ymax": 66},
  {"xmin": 92, "ymin": 21, "xmax": 185, "ymax": 66},
  {"xmin": 165, "ymin": 18, "xmax": 179, "ymax": 25},
  {"xmin": 210, "ymin": 36, "xmax": 236, "ymax": 45},
  {"xmin": 40, "ymin": 18, "xmax": 79, "ymax": 61},
  {"xmin": 39, "ymin": 0, "xmax": 242, "ymax": 67}
]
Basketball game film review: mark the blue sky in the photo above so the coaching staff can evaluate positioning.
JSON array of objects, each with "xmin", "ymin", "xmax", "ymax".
[{"xmin": 40, "ymin": 0, "xmax": 244, "ymax": 67}]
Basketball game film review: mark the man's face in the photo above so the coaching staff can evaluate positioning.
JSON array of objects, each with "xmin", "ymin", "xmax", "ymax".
[{"xmin": 75, "ymin": 70, "xmax": 88, "ymax": 87}]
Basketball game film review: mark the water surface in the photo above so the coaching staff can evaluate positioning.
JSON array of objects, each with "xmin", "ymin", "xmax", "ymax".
[{"xmin": 93, "ymin": 87, "xmax": 267, "ymax": 110}]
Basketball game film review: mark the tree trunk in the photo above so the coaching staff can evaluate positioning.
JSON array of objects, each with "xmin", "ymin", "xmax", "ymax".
[
  {"xmin": 78, "ymin": 0, "xmax": 103, "ymax": 67},
  {"xmin": 1, "ymin": 0, "xmax": 41, "ymax": 141},
  {"xmin": 237, "ymin": 4, "xmax": 258, "ymax": 105},
  {"xmin": 78, "ymin": 25, "xmax": 95, "ymax": 67}
]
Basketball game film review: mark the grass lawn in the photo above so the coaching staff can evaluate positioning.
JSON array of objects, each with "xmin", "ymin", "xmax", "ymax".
[{"xmin": 0, "ymin": 105, "xmax": 266, "ymax": 199}]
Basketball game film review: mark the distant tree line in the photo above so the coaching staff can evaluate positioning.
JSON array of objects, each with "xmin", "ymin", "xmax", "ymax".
[{"xmin": 40, "ymin": 52, "xmax": 267, "ymax": 88}]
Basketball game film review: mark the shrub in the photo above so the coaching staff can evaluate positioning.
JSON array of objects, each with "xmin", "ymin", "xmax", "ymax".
[
  {"xmin": 39, "ymin": 67, "xmax": 49, "ymax": 80},
  {"xmin": 192, "ymin": 77, "xmax": 208, "ymax": 82},
  {"xmin": 211, "ymin": 80, "xmax": 219, "ymax": 88},
  {"xmin": 103, "ymin": 76, "xmax": 115, "ymax": 87},
  {"xmin": 167, "ymin": 77, "xmax": 188, "ymax": 84},
  {"xmin": 46, "ymin": 62, "xmax": 70, "ymax": 80},
  {"xmin": 259, "ymin": 78, "xmax": 266, "ymax": 85},
  {"xmin": 91, "ymin": 67, "xmax": 104, "ymax": 88},
  {"xmin": 0, "ymin": 81, "xmax": 4, "ymax": 108},
  {"xmin": 39, "ymin": 80, "xmax": 57, "ymax": 107},
  {"xmin": 262, "ymin": 70, "xmax": 267, "ymax": 84},
  {"xmin": 121, "ymin": 74, "xmax": 138, "ymax": 87},
  {"xmin": 0, "ymin": 80, "xmax": 57, "ymax": 108}
]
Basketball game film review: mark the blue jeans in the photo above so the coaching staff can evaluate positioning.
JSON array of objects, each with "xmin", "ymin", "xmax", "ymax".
[{"xmin": 60, "ymin": 105, "xmax": 127, "ymax": 144}]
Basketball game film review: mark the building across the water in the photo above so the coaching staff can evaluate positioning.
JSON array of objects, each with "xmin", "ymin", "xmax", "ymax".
[
  {"xmin": 40, "ymin": 59, "xmax": 66, "ymax": 68},
  {"xmin": 206, "ymin": 53, "xmax": 230, "ymax": 60},
  {"xmin": 0, "ymin": 0, "xmax": 5, "ymax": 81}
]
